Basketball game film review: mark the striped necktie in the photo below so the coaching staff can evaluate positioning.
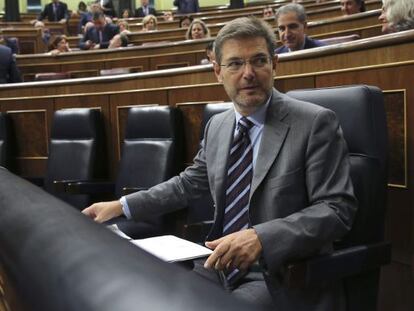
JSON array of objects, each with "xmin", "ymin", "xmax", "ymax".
[
  {"xmin": 222, "ymin": 117, "xmax": 254, "ymax": 284},
  {"xmin": 223, "ymin": 116, "xmax": 254, "ymax": 236}
]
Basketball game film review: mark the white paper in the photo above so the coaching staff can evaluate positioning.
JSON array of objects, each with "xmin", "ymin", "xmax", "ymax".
[
  {"xmin": 107, "ymin": 224, "xmax": 132, "ymax": 240},
  {"xmin": 131, "ymin": 235, "xmax": 213, "ymax": 262}
]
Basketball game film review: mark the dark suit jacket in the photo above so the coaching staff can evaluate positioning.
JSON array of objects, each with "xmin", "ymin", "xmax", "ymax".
[
  {"xmin": 173, "ymin": 0, "xmax": 200, "ymax": 14},
  {"xmin": 135, "ymin": 6, "xmax": 157, "ymax": 17},
  {"xmin": 125, "ymin": 88, "xmax": 357, "ymax": 310},
  {"xmin": 275, "ymin": 36, "xmax": 325, "ymax": 54},
  {"xmin": 0, "ymin": 45, "xmax": 22, "ymax": 83},
  {"xmin": 79, "ymin": 23, "xmax": 120, "ymax": 50},
  {"xmin": 38, "ymin": 1, "xmax": 68, "ymax": 22}
]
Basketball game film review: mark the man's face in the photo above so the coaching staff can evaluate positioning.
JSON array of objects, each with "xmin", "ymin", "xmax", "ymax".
[
  {"xmin": 378, "ymin": 6, "xmax": 392, "ymax": 33},
  {"xmin": 214, "ymin": 37, "xmax": 277, "ymax": 116},
  {"xmin": 93, "ymin": 16, "xmax": 106, "ymax": 30},
  {"xmin": 141, "ymin": 0, "xmax": 149, "ymax": 6},
  {"xmin": 340, "ymin": 0, "xmax": 361, "ymax": 15},
  {"xmin": 277, "ymin": 12, "xmax": 306, "ymax": 51},
  {"xmin": 263, "ymin": 8, "xmax": 274, "ymax": 18},
  {"xmin": 52, "ymin": 0, "xmax": 59, "ymax": 3}
]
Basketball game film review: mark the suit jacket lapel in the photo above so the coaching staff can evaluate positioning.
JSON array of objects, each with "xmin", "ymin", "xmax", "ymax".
[
  {"xmin": 250, "ymin": 89, "xmax": 290, "ymax": 199},
  {"xmin": 213, "ymin": 111, "xmax": 235, "ymax": 209}
]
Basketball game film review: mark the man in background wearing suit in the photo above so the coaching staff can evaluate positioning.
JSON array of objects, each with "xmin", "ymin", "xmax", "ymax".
[
  {"xmin": 135, "ymin": 0, "xmax": 157, "ymax": 17},
  {"xmin": 37, "ymin": 0, "xmax": 68, "ymax": 23},
  {"xmin": 0, "ymin": 45, "xmax": 22, "ymax": 83},
  {"xmin": 83, "ymin": 16, "xmax": 356, "ymax": 310},
  {"xmin": 79, "ymin": 11, "xmax": 119, "ymax": 50},
  {"xmin": 275, "ymin": 3, "xmax": 325, "ymax": 53}
]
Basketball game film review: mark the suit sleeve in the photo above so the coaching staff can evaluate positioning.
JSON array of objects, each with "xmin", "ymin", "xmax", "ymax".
[
  {"xmin": 124, "ymin": 118, "xmax": 214, "ymax": 221},
  {"xmin": 38, "ymin": 5, "xmax": 48, "ymax": 20},
  {"xmin": 8, "ymin": 55, "xmax": 22, "ymax": 83},
  {"xmin": 253, "ymin": 109, "xmax": 357, "ymax": 276}
]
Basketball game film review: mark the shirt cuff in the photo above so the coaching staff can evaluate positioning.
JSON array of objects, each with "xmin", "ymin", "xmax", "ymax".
[{"xmin": 119, "ymin": 196, "xmax": 132, "ymax": 219}]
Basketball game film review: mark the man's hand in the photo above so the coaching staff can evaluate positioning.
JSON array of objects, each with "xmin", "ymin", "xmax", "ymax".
[
  {"xmin": 204, "ymin": 228, "xmax": 262, "ymax": 271},
  {"xmin": 59, "ymin": 18, "xmax": 67, "ymax": 24},
  {"xmin": 82, "ymin": 200, "xmax": 123, "ymax": 223}
]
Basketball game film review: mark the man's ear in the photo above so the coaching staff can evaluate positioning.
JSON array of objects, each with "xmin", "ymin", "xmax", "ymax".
[{"xmin": 213, "ymin": 61, "xmax": 223, "ymax": 83}]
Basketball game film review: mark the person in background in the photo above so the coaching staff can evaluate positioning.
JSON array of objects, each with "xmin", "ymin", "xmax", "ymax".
[
  {"xmin": 48, "ymin": 35, "xmax": 71, "ymax": 55},
  {"xmin": 72, "ymin": 1, "xmax": 87, "ymax": 17},
  {"xmin": 179, "ymin": 15, "xmax": 193, "ymax": 28},
  {"xmin": 142, "ymin": 14, "xmax": 158, "ymax": 31},
  {"xmin": 78, "ymin": 1, "xmax": 102, "ymax": 35},
  {"xmin": 163, "ymin": 11, "xmax": 174, "ymax": 22},
  {"xmin": 101, "ymin": 0, "xmax": 117, "ymax": 18},
  {"xmin": 0, "ymin": 36, "xmax": 19, "ymax": 55},
  {"xmin": 117, "ymin": 19, "xmax": 131, "ymax": 34},
  {"xmin": 173, "ymin": 0, "xmax": 200, "ymax": 14},
  {"xmin": 200, "ymin": 40, "xmax": 215, "ymax": 64},
  {"xmin": 79, "ymin": 11, "xmax": 119, "ymax": 50},
  {"xmin": 37, "ymin": 0, "xmax": 68, "ymax": 23},
  {"xmin": 108, "ymin": 33, "xmax": 129, "ymax": 49},
  {"xmin": 379, "ymin": 0, "xmax": 414, "ymax": 33},
  {"xmin": 135, "ymin": 0, "xmax": 157, "ymax": 17},
  {"xmin": 121, "ymin": 9, "xmax": 132, "ymax": 19},
  {"xmin": 185, "ymin": 19, "xmax": 210, "ymax": 39},
  {"xmin": 263, "ymin": 5, "xmax": 274, "ymax": 18},
  {"xmin": 340, "ymin": 0, "xmax": 366, "ymax": 15},
  {"xmin": 34, "ymin": 21, "xmax": 52, "ymax": 51},
  {"xmin": 0, "ymin": 45, "xmax": 22, "ymax": 83},
  {"xmin": 275, "ymin": 3, "xmax": 325, "ymax": 53}
]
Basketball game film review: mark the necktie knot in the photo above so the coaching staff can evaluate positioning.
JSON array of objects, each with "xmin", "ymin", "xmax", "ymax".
[{"xmin": 238, "ymin": 117, "xmax": 254, "ymax": 135}]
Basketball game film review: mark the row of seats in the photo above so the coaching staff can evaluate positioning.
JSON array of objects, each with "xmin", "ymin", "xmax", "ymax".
[{"xmin": 0, "ymin": 85, "xmax": 391, "ymax": 310}]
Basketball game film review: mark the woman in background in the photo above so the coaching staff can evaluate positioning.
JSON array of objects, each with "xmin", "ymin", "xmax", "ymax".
[
  {"xmin": 185, "ymin": 19, "xmax": 210, "ymax": 40},
  {"xmin": 48, "ymin": 35, "xmax": 71, "ymax": 55},
  {"xmin": 142, "ymin": 14, "xmax": 158, "ymax": 31}
]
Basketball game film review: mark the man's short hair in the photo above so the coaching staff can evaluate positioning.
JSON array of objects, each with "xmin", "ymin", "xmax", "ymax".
[
  {"xmin": 383, "ymin": 0, "xmax": 414, "ymax": 31},
  {"xmin": 92, "ymin": 11, "xmax": 105, "ymax": 21},
  {"xmin": 275, "ymin": 3, "xmax": 307, "ymax": 25},
  {"xmin": 214, "ymin": 16, "xmax": 276, "ymax": 64}
]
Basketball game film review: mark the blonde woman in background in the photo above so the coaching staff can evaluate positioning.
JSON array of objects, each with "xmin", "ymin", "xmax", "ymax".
[
  {"xmin": 185, "ymin": 19, "xmax": 210, "ymax": 40},
  {"xmin": 142, "ymin": 14, "xmax": 157, "ymax": 31}
]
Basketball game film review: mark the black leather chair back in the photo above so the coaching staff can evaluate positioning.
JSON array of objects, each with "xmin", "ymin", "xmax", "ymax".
[
  {"xmin": 115, "ymin": 106, "xmax": 184, "ymax": 237},
  {"xmin": 45, "ymin": 108, "xmax": 106, "ymax": 209},
  {"xmin": 287, "ymin": 85, "xmax": 388, "ymax": 311},
  {"xmin": 115, "ymin": 106, "xmax": 184, "ymax": 197},
  {"xmin": 186, "ymin": 103, "xmax": 233, "ymax": 227},
  {"xmin": 0, "ymin": 112, "xmax": 13, "ymax": 170}
]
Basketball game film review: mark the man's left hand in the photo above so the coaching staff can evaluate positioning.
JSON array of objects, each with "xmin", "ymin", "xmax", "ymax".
[{"xmin": 204, "ymin": 228, "xmax": 262, "ymax": 271}]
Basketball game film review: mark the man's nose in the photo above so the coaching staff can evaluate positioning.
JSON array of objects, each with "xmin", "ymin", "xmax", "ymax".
[{"xmin": 241, "ymin": 62, "xmax": 255, "ymax": 78}]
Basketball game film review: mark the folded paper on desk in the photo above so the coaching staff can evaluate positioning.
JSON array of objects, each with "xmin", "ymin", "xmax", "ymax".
[{"xmin": 131, "ymin": 235, "xmax": 213, "ymax": 262}]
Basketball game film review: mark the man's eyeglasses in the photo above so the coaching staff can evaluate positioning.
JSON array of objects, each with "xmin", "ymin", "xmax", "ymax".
[{"xmin": 219, "ymin": 55, "xmax": 272, "ymax": 72}]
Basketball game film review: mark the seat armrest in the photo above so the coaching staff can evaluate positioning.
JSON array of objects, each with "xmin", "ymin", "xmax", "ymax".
[
  {"xmin": 122, "ymin": 187, "xmax": 149, "ymax": 195},
  {"xmin": 183, "ymin": 220, "xmax": 214, "ymax": 243},
  {"xmin": 286, "ymin": 242, "xmax": 391, "ymax": 288},
  {"xmin": 61, "ymin": 180, "xmax": 115, "ymax": 195}
]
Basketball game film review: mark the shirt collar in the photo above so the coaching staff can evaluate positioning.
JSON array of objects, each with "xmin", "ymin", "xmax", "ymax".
[
  {"xmin": 288, "ymin": 36, "xmax": 307, "ymax": 52},
  {"xmin": 234, "ymin": 94, "xmax": 271, "ymax": 128}
]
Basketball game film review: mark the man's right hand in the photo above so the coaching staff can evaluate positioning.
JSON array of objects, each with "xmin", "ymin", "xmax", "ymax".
[{"xmin": 82, "ymin": 200, "xmax": 123, "ymax": 223}]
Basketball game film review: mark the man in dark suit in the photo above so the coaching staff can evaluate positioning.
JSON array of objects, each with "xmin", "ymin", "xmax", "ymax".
[
  {"xmin": 37, "ymin": 0, "xmax": 68, "ymax": 23},
  {"xmin": 135, "ymin": 0, "xmax": 157, "ymax": 17},
  {"xmin": 79, "ymin": 11, "xmax": 119, "ymax": 50},
  {"xmin": 173, "ymin": 0, "xmax": 199, "ymax": 14},
  {"xmin": 83, "ymin": 16, "xmax": 356, "ymax": 310},
  {"xmin": 0, "ymin": 45, "xmax": 22, "ymax": 83},
  {"xmin": 275, "ymin": 3, "xmax": 325, "ymax": 53}
]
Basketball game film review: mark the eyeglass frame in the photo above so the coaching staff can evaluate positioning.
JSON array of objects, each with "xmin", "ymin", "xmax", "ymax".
[{"xmin": 217, "ymin": 54, "xmax": 274, "ymax": 73}]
